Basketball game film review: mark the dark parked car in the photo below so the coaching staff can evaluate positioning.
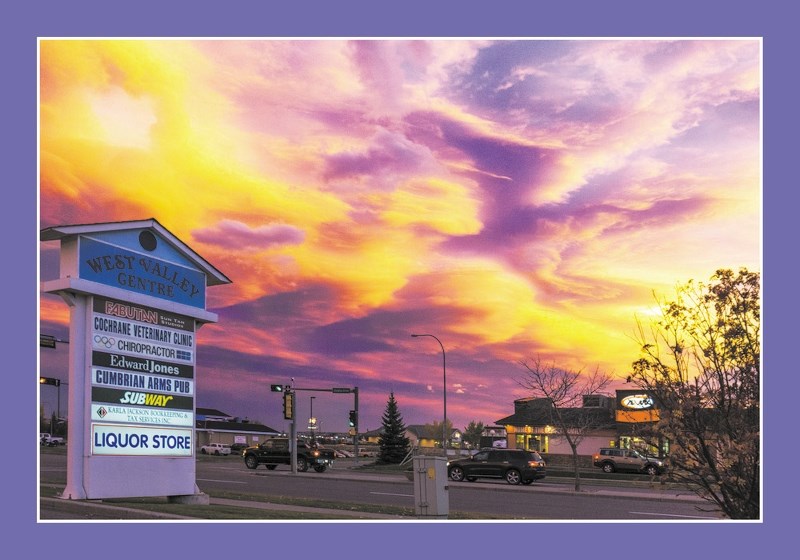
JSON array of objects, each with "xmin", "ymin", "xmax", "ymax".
[
  {"xmin": 229, "ymin": 443, "xmax": 248, "ymax": 455},
  {"xmin": 447, "ymin": 448, "xmax": 546, "ymax": 485}
]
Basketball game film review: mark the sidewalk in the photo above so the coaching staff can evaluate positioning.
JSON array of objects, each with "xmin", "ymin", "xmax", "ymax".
[{"xmin": 39, "ymin": 467, "xmax": 705, "ymax": 521}]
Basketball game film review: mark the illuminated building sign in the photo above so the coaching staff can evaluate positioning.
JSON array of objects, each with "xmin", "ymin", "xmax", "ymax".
[
  {"xmin": 621, "ymin": 394, "xmax": 654, "ymax": 410},
  {"xmin": 616, "ymin": 390, "xmax": 660, "ymax": 423}
]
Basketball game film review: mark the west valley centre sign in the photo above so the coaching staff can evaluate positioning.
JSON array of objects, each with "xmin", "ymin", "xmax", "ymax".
[{"xmin": 41, "ymin": 219, "xmax": 230, "ymax": 501}]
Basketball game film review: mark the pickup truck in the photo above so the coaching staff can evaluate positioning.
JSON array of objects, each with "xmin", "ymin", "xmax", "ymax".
[
  {"xmin": 243, "ymin": 438, "xmax": 335, "ymax": 472},
  {"xmin": 40, "ymin": 433, "xmax": 65, "ymax": 446}
]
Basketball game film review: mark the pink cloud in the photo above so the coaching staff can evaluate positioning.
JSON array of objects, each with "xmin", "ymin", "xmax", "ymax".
[{"xmin": 193, "ymin": 219, "xmax": 305, "ymax": 250}]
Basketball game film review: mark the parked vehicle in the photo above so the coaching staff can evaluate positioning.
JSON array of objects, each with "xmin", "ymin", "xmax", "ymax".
[
  {"xmin": 200, "ymin": 443, "xmax": 231, "ymax": 456},
  {"xmin": 447, "ymin": 448, "xmax": 547, "ymax": 485},
  {"xmin": 229, "ymin": 443, "xmax": 249, "ymax": 455},
  {"xmin": 40, "ymin": 433, "xmax": 65, "ymax": 446},
  {"xmin": 592, "ymin": 448, "xmax": 665, "ymax": 475},
  {"xmin": 243, "ymin": 438, "xmax": 335, "ymax": 472}
]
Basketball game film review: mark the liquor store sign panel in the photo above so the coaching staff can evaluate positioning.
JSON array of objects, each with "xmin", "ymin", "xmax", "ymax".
[{"xmin": 90, "ymin": 295, "xmax": 195, "ymax": 456}]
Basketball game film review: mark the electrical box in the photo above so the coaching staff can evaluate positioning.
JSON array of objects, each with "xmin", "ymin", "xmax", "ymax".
[{"xmin": 412, "ymin": 455, "xmax": 449, "ymax": 519}]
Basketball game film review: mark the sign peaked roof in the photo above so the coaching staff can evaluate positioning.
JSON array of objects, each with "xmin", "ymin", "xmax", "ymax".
[{"xmin": 40, "ymin": 218, "xmax": 231, "ymax": 286}]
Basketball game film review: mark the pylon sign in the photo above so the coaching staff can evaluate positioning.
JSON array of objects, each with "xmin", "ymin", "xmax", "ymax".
[{"xmin": 40, "ymin": 219, "xmax": 230, "ymax": 501}]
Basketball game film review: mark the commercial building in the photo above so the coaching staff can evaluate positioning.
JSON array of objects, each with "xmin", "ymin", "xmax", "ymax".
[
  {"xmin": 495, "ymin": 389, "xmax": 667, "ymax": 458},
  {"xmin": 195, "ymin": 407, "xmax": 280, "ymax": 449}
]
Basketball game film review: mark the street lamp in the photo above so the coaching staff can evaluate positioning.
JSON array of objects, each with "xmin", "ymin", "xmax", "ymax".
[{"xmin": 411, "ymin": 333, "xmax": 447, "ymax": 454}]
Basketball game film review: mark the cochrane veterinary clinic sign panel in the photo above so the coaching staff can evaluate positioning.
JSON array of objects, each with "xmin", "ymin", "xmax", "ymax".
[
  {"xmin": 41, "ymin": 219, "xmax": 230, "ymax": 501},
  {"xmin": 90, "ymin": 295, "xmax": 195, "ymax": 456}
]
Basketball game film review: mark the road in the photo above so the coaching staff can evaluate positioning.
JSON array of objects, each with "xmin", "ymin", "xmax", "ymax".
[
  {"xmin": 196, "ymin": 458, "xmax": 721, "ymax": 520},
  {"xmin": 39, "ymin": 452, "xmax": 723, "ymax": 520}
]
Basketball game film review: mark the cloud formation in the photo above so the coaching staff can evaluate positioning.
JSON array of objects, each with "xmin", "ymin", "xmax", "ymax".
[
  {"xmin": 193, "ymin": 220, "xmax": 306, "ymax": 250},
  {"xmin": 39, "ymin": 39, "xmax": 760, "ymax": 433}
]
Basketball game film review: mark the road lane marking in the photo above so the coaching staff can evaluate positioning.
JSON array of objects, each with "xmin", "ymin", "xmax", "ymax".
[
  {"xmin": 197, "ymin": 478, "xmax": 247, "ymax": 484},
  {"xmin": 370, "ymin": 491, "xmax": 414, "ymax": 497},
  {"xmin": 629, "ymin": 511, "xmax": 719, "ymax": 519}
]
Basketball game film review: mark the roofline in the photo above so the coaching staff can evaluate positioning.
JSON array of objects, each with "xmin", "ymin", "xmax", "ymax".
[{"xmin": 40, "ymin": 218, "xmax": 231, "ymax": 286}]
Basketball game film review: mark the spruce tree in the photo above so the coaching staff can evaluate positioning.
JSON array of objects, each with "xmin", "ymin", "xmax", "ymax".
[{"xmin": 377, "ymin": 392, "xmax": 411, "ymax": 464}]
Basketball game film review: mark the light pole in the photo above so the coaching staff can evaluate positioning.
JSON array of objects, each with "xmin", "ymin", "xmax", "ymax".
[
  {"xmin": 309, "ymin": 396, "xmax": 316, "ymax": 446},
  {"xmin": 411, "ymin": 333, "xmax": 447, "ymax": 454}
]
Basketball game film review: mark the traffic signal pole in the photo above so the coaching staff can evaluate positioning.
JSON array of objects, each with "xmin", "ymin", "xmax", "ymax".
[
  {"xmin": 289, "ymin": 390, "xmax": 297, "ymax": 474},
  {"xmin": 273, "ymin": 384, "xmax": 359, "ymax": 472},
  {"xmin": 353, "ymin": 387, "xmax": 359, "ymax": 464}
]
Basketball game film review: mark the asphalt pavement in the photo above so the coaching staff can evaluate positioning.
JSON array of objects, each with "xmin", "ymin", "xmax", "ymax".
[{"xmin": 38, "ymin": 464, "xmax": 707, "ymax": 521}]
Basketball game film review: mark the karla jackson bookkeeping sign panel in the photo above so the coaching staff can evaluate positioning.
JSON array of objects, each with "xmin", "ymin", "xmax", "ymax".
[{"xmin": 90, "ymin": 295, "xmax": 196, "ymax": 457}]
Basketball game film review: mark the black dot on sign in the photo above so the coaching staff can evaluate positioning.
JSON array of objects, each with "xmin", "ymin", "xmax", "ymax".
[{"xmin": 139, "ymin": 230, "xmax": 158, "ymax": 251}]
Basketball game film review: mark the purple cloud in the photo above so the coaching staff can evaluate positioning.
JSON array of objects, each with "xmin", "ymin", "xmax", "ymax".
[
  {"xmin": 323, "ymin": 128, "xmax": 433, "ymax": 183},
  {"xmin": 193, "ymin": 220, "xmax": 305, "ymax": 250}
]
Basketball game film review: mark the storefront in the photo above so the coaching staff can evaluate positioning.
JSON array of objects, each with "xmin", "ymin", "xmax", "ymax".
[
  {"xmin": 495, "ymin": 392, "xmax": 672, "ymax": 459},
  {"xmin": 508, "ymin": 426, "xmax": 551, "ymax": 453},
  {"xmin": 496, "ymin": 396, "xmax": 616, "ymax": 455},
  {"xmin": 614, "ymin": 389, "xmax": 669, "ymax": 458}
]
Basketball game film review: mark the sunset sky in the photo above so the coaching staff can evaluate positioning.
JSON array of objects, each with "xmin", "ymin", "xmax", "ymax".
[{"xmin": 38, "ymin": 39, "xmax": 761, "ymax": 434}]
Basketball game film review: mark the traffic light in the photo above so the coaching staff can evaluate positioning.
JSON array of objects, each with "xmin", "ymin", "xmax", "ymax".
[
  {"xmin": 283, "ymin": 392, "xmax": 294, "ymax": 420},
  {"xmin": 270, "ymin": 384, "xmax": 284, "ymax": 392},
  {"xmin": 40, "ymin": 335, "xmax": 57, "ymax": 348},
  {"xmin": 39, "ymin": 377, "xmax": 60, "ymax": 387},
  {"xmin": 348, "ymin": 410, "xmax": 357, "ymax": 428}
]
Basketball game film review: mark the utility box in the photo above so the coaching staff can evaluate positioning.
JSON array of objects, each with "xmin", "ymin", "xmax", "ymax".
[{"xmin": 412, "ymin": 455, "xmax": 449, "ymax": 519}]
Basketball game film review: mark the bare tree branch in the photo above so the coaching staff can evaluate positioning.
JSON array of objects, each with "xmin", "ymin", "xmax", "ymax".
[{"xmin": 516, "ymin": 356, "xmax": 613, "ymax": 491}]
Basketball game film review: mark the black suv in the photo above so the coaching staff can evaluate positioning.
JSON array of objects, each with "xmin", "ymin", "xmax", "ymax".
[
  {"xmin": 229, "ymin": 443, "xmax": 249, "ymax": 455},
  {"xmin": 447, "ymin": 448, "xmax": 546, "ymax": 485},
  {"xmin": 592, "ymin": 448, "xmax": 665, "ymax": 475}
]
